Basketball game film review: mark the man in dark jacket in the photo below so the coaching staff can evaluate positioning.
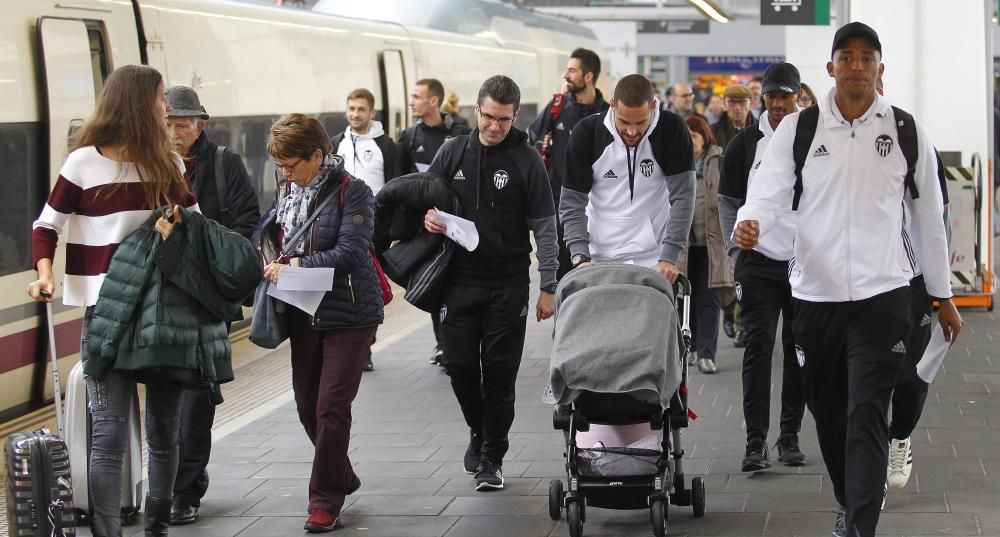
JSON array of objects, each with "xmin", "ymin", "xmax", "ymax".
[
  {"xmin": 165, "ymin": 85, "xmax": 261, "ymax": 526},
  {"xmin": 398, "ymin": 78, "xmax": 471, "ymax": 365},
  {"xmin": 424, "ymin": 75, "xmax": 558, "ymax": 492},
  {"xmin": 528, "ymin": 47, "xmax": 610, "ymax": 279}
]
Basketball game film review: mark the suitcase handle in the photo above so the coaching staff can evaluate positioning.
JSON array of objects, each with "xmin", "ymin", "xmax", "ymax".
[{"xmin": 40, "ymin": 290, "xmax": 65, "ymax": 438}]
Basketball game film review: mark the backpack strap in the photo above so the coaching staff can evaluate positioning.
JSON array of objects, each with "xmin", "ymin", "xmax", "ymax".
[
  {"xmin": 549, "ymin": 93, "xmax": 567, "ymax": 126},
  {"xmin": 891, "ymin": 105, "xmax": 920, "ymax": 200},
  {"xmin": 339, "ymin": 174, "xmax": 350, "ymax": 208},
  {"xmin": 791, "ymin": 105, "xmax": 820, "ymax": 211},
  {"xmin": 213, "ymin": 146, "xmax": 229, "ymax": 226},
  {"xmin": 591, "ymin": 115, "xmax": 606, "ymax": 164}
]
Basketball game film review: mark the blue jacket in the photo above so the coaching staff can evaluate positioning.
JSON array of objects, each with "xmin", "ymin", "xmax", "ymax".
[{"xmin": 254, "ymin": 159, "xmax": 384, "ymax": 330}]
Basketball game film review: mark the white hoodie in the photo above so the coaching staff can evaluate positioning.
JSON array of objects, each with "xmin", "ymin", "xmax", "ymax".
[
  {"xmin": 737, "ymin": 90, "xmax": 951, "ymax": 303},
  {"xmin": 337, "ymin": 120, "xmax": 387, "ymax": 195}
]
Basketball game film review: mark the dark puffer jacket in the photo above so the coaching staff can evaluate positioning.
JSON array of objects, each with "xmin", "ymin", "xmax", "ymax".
[
  {"xmin": 85, "ymin": 209, "xmax": 262, "ymax": 383},
  {"xmin": 374, "ymin": 172, "xmax": 460, "ymax": 313},
  {"xmin": 254, "ymin": 160, "xmax": 383, "ymax": 330}
]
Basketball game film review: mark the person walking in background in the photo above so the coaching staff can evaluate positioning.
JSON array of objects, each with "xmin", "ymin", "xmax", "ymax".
[{"xmin": 677, "ymin": 114, "xmax": 729, "ymax": 374}]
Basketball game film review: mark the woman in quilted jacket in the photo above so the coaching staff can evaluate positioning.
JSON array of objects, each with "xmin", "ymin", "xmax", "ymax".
[{"xmin": 256, "ymin": 113, "xmax": 383, "ymax": 533}]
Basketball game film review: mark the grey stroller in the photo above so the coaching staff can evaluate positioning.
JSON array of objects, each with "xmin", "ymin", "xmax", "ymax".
[{"xmin": 544, "ymin": 264, "xmax": 705, "ymax": 537}]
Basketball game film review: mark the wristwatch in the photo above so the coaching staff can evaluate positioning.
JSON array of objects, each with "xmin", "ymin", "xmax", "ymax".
[{"xmin": 571, "ymin": 253, "xmax": 591, "ymax": 267}]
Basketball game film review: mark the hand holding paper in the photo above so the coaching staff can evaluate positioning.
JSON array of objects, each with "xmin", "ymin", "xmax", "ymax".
[{"xmin": 433, "ymin": 208, "xmax": 479, "ymax": 252}]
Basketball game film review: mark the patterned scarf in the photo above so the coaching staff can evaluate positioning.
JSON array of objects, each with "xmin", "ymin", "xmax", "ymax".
[{"xmin": 276, "ymin": 153, "xmax": 339, "ymax": 255}]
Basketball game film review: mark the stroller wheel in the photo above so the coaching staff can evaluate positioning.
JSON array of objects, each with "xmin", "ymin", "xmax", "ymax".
[
  {"xmin": 650, "ymin": 499, "xmax": 667, "ymax": 537},
  {"xmin": 692, "ymin": 476, "xmax": 706, "ymax": 518},
  {"xmin": 567, "ymin": 500, "xmax": 584, "ymax": 537},
  {"xmin": 548, "ymin": 480, "xmax": 564, "ymax": 520}
]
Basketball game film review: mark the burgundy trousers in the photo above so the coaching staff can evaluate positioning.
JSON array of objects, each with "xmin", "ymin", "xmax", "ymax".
[{"xmin": 287, "ymin": 308, "xmax": 377, "ymax": 514}]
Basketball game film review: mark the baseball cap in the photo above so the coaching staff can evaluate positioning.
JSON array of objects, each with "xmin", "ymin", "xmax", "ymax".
[
  {"xmin": 761, "ymin": 62, "xmax": 801, "ymax": 95},
  {"xmin": 165, "ymin": 85, "xmax": 209, "ymax": 119},
  {"xmin": 723, "ymin": 84, "xmax": 752, "ymax": 100},
  {"xmin": 831, "ymin": 21, "xmax": 882, "ymax": 57}
]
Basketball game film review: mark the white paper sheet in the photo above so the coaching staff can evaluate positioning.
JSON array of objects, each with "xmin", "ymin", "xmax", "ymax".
[
  {"xmin": 433, "ymin": 208, "xmax": 479, "ymax": 252},
  {"xmin": 276, "ymin": 266, "xmax": 335, "ymax": 291},
  {"xmin": 916, "ymin": 324, "xmax": 951, "ymax": 383},
  {"xmin": 267, "ymin": 285, "xmax": 326, "ymax": 316}
]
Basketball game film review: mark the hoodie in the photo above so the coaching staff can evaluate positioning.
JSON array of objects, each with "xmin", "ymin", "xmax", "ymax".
[
  {"xmin": 334, "ymin": 120, "xmax": 396, "ymax": 195},
  {"xmin": 428, "ymin": 127, "xmax": 558, "ymax": 290}
]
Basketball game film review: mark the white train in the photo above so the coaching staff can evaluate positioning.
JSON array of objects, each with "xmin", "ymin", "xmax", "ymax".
[{"xmin": 0, "ymin": 0, "xmax": 605, "ymax": 419}]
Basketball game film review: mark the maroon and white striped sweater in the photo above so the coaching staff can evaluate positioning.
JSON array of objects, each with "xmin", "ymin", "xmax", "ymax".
[{"xmin": 32, "ymin": 146, "xmax": 199, "ymax": 306}]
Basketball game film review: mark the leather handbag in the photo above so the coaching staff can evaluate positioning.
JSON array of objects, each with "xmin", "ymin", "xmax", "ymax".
[{"xmin": 249, "ymin": 186, "xmax": 339, "ymax": 349}]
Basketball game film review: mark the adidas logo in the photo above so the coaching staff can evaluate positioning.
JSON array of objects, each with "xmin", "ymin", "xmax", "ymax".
[
  {"xmin": 812, "ymin": 145, "xmax": 830, "ymax": 157},
  {"xmin": 453, "ymin": 170, "xmax": 466, "ymax": 180},
  {"xmin": 602, "ymin": 169, "xmax": 618, "ymax": 179},
  {"xmin": 519, "ymin": 305, "xmax": 529, "ymax": 317},
  {"xmin": 556, "ymin": 122, "xmax": 565, "ymax": 130},
  {"xmin": 891, "ymin": 340, "xmax": 907, "ymax": 354},
  {"xmin": 416, "ymin": 145, "xmax": 425, "ymax": 153},
  {"xmin": 920, "ymin": 313, "xmax": 932, "ymax": 327}
]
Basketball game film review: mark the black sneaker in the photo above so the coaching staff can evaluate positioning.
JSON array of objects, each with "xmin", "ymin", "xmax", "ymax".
[
  {"xmin": 723, "ymin": 314, "xmax": 736, "ymax": 338},
  {"xmin": 775, "ymin": 433, "xmax": 806, "ymax": 466},
  {"xmin": 734, "ymin": 330, "xmax": 747, "ymax": 348},
  {"xmin": 475, "ymin": 461, "xmax": 504, "ymax": 491},
  {"xmin": 463, "ymin": 431, "xmax": 482, "ymax": 475},
  {"xmin": 741, "ymin": 437, "xmax": 772, "ymax": 472},
  {"xmin": 363, "ymin": 352, "xmax": 374, "ymax": 372},
  {"xmin": 832, "ymin": 505, "xmax": 847, "ymax": 537},
  {"xmin": 429, "ymin": 345, "xmax": 444, "ymax": 365}
]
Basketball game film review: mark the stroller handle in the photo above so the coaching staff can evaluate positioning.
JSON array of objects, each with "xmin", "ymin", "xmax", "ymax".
[{"xmin": 673, "ymin": 273, "xmax": 692, "ymax": 299}]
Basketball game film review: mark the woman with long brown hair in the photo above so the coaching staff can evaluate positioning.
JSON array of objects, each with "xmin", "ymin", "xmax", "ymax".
[{"xmin": 27, "ymin": 64, "xmax": 199, "ymax": 537}]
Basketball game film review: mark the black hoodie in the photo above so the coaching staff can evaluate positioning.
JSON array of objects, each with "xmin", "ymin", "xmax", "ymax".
[{"xmin": 428, "ymin": 127, "xmax": 558, "ymax": 290}]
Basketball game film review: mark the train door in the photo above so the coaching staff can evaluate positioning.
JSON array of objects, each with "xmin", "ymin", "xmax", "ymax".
[
  {"xmin": 33, "ymin": 17, "xmax": 110, "ymax": 404},
  {"xmin": 379, "ymin": 50, "xmax": 408, "ymax": 140}
]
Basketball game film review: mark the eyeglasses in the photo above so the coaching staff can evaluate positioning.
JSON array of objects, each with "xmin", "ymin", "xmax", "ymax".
[
  {"xmin": 273, "ymin": 157, "xmax": 304, "ymax": 172},
  {"xmin": 477, "ymin": 107, "xmax": 515, "ymax": 126}
]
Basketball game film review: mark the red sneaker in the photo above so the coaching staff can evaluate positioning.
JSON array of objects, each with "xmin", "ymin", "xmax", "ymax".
[{"xmin": 304, "ymin": 509, "xmax": 339, "ymax": 533}]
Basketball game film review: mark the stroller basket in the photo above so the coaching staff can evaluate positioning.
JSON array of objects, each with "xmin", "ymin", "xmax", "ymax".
[{"xmin": 576, "ymin": 447, "xmax": 663, "ymax": 478}]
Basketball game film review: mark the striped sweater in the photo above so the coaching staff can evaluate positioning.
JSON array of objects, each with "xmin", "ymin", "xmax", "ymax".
[{"xmin": 32, "ymin": 146, "xmax": 199, "ymax": 307}]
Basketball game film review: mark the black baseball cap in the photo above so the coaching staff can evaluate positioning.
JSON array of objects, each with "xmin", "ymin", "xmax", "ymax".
[
  {"xmin": 831, "ymin": 22, "xmax": 882, "ymax": 57},
  {"xmin": 761, "ymin": 62, "xmax": 801, "ymax": 95}
]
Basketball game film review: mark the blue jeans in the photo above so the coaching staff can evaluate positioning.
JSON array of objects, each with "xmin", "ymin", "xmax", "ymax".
[{"xmin": 81, "ymin": 307, "xmax": 184, "ymax": 532}]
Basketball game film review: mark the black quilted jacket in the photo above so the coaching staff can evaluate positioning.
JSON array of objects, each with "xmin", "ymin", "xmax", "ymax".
[{"xmin": 254, "ymin": 160, "xmax": 384, "ymax": 330}]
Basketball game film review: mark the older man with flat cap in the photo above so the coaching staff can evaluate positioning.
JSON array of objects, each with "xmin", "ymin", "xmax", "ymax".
[{"xmin": 164, "ymin": 85, "xmax": 260, "ymax": 526}]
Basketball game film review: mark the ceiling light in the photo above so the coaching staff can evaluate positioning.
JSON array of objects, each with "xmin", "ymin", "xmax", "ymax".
[{"xmin": 688, "ymin": 0, "xmax": 730, "ymax": 23}]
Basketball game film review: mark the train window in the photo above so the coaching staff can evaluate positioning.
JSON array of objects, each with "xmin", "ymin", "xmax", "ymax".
[
  {"xmin": 0, "ymin": 123, "xmax": 46, "ymax": 277},
  {"xmin": 84, "ymin": 22, "xmax": 111, "ymax": 96}
]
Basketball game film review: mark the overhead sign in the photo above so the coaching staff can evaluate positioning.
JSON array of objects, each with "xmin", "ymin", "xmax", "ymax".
[
  {"xmin": 636, "ymin": 20, "xmax": 710, "ymax": 34},
  {"xmin": 760, "ymin": 0, "xmax": 831, "ymax": 25},
  {"xmin": 689, "ymin": 56, "xmax": 785, "ymax": 73}
]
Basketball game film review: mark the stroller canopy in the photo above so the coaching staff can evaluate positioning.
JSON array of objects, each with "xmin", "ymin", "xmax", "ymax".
[{"xmin": 544, "ymin": 264, "xmax": 682, "ymax": 409}]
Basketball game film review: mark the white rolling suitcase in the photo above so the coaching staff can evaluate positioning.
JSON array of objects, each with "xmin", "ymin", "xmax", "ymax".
[{"xmin": 63, "ymin": 361, "xmax": 143, "ymax": 526}]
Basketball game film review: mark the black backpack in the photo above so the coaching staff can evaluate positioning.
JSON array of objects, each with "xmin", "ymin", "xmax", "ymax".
[{"xmin": 791, "ymin": 105, "xmax": 919, "ymax": 211}]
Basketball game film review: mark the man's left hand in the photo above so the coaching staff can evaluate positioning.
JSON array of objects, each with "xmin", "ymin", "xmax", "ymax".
[
  {"xmin": 653, "ymin": 261, "xmax": 680, "ymax": 284},
  {"xmin": 937, "ymin": 298, "xmax": 964, "ymax": 343},
  {"xmin": 536, "ymin": 291, "xmax": 555, "ymax": 322}
]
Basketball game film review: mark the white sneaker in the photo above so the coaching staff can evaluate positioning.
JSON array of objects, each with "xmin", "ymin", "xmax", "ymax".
[{"xmin": 886, "ymin": 437, "xmax": 913, "ymax": 489}]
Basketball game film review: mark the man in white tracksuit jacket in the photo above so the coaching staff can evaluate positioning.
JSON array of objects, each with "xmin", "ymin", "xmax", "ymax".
[{"xmin": 734, "ymin": 22, "xmax": 963, "ymax": 537}]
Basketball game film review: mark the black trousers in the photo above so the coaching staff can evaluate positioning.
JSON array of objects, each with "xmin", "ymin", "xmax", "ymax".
[
  {"xmin": 173, "ymin": 386, "xmax": 215, "ymax": 506},
  {"xmin": 432, "ymin": 313, "xmax": 444, "ymax": 348},
  {"xmin": 441, "ymin": 283, "xmax": 529, "ymax": 465},
  {"xmin": 793, "ymin": 287, "xmax": 911, "ymax": 537},
  {"xmin": 687, "ymin": 246, "xmax": 721, "ymax": 360},
  {"xmin": 735, "ymin": 250, "xmax": 805, "ymax": 441},
  {"xmin": 890, "ymin": 275, "xmax": 932, "ymax": 440}
]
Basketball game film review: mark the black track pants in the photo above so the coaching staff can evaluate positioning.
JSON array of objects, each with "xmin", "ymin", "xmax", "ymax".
[
  {"xmin": 441, "ymin": 283, "xmax": 529, "ymax": 465},
  {"xmin": 792, "ymin": 287, "xmax": 911, "ymax": 537},
  {"xmin": 890, "ymin": 275, "xmax": 932, "ymax": 440},
  {"xmin": 735, "ymin": 250, "xmax": 805, "ymax": 442},
  {"xmin": 173, "ymin": 386, "xmax": 215, "ymax": 506}
]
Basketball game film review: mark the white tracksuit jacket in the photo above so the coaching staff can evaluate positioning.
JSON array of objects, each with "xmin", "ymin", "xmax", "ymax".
[
  {"xmin": 736, "ymin": 90, "xmax": 951, "ymax": 303},
  {"xmin": 337, "ymin": 121, "xmax": 388, "ymax": 195}
]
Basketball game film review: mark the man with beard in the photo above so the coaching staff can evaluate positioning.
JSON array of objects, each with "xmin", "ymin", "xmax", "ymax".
[
  {"xmin": 718, "ymin": 62, "xmax": 807, "ymax": 475},
  {"xmin": 529, "ymin": 48, "xmax": 609, "ymax": 279},
  {"xmin": 164, "ymin": 85, "xmax": 260, "ymax": 526}
]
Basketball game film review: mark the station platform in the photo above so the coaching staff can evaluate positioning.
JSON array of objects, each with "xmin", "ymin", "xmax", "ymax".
[{"xmin": 38, "ymin": 284, "xmax": 1000, "ymax": 536}]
